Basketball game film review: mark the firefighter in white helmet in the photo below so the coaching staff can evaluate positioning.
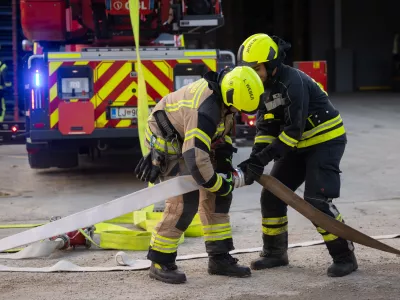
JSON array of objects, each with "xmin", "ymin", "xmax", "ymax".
[
  {"xmin": 135, "ymin": 66, "xmax": 266, "ymax": 284},
  {"xmin": 236, "ymin": 33, "xmax": 358, "ymax": 277}
]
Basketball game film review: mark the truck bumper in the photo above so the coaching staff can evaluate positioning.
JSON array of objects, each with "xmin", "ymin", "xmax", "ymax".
[
  {"xmin": 0, "ymin": 122, "xmax": 27, "ymax": 145},
  {"xmin": 235, "ymin": 124, "xmax": 256, "ymax": 141},
  {"xmin": 30, "ymin": 128, "xmax": 139, "ymax": 141}
]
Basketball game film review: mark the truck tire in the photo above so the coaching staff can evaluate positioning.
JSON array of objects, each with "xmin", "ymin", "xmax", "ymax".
[
  {"xmin": 28, "ymin": 150, "xmax": 52, "ymax": 169},
  {"xmin": 55, "ymin": 152, "xmax": 79, "ymax": 169},
  {"xmin": 28, "ymin": 149, "xmax": 78, "ymax": 169}
]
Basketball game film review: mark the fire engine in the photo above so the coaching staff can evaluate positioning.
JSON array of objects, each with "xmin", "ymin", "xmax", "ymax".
[{"xmin": 1, "ymin": 0, "xmax": 235, "ymax": 169}]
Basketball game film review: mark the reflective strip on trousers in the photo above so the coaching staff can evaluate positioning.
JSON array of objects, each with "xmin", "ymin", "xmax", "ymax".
[
  {"xmin": 203, "ymin": 223, "xmax": 232, "ymax": 242},
  {"xmin": 150, "ymin": 233, "xmax": 180, "ymax": 254},
  {"xmin": 317, "ymin": 214, "xmax": 343, "ymax": 242},
  {"xmin": 262, "ymin": 216, "xmax": 288, "ymax": 236}
]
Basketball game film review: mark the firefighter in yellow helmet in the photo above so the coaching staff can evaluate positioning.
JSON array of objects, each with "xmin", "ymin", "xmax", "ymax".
[
  {"xmin": 236, "ymin": 34, "xmax": 358, "ymax": 277},
  {"xmin": 135, "ymin": 66, "xmax": 266, "ymax": 284}
]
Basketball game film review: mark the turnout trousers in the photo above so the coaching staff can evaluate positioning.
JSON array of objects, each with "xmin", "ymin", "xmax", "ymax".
[
  {"xmin": 260, "ymin": 135, "xmax": 355, "ymax": 258},
  {"xmin": 147, "ymin": 158, "xmax": 234, "ymax": 265}
]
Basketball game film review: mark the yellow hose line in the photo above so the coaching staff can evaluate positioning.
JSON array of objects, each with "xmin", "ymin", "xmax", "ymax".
[{"xmin": 128, "ymin": 0, "xmax": 149, "ymax": 156}]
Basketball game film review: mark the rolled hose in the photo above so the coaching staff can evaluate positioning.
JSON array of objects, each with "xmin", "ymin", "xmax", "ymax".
[{"xmin": 256, "ymin": 174, "xmax": 400, "ymax": 256}]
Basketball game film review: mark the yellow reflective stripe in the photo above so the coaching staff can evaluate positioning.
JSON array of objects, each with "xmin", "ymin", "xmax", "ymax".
[
  {"xmin": 165, "ymin": 99, "xmax": 193, "ymax": 111},
  {"xmin": 262, "ymin": 224, "xmax": 288, "ymax": 236},
  {"xmin": 145, "ymin": 126, "xmax": 178, "ymax": 154},
  {"xmin": 204, "ymin": 233, "xmax": 232, "ymax": 242},
  {"xmin": 317, "ymin": 214, "xmax": 341, "ymax": 241},
  {"xmin": 224, "ymin": 135, "xmax": 232, "ymax": 144},
  {"xmin": 203, "ymin": 223, "xmax": 230, "ymax": 231},
  {"xmin": 264, "ymin": 113, "xmax": 274, "ymax": 120},
  {"xmin": 255, "ymin": 135, "xmax": 276, "ymax": 144},
  {"xmin": 203, "ymin": 223, "xmax": 232, "ymax": 242},
  {"xmin": 150, "ymin": 233, "xmax": 180, "ymax": 253},
  {"xmin": 207, "ymin": 174, "xmax": 223, "ymax": 193},
  {"xmin": 220, "ymin": 184, "xmax": 233, "ymax": 197},
  {"xmin": 297, "ymin": 126, "xmax": 345, "ymax": 148},
  {"xmin": 262, "ymin": 216, "xmax": 288, "ymax": 225},
  {"xmin": 0, "ymin": 64, "xmax": 6, "ymax": 72},
  {"xmin": 164, "ymin": 80, "xmax": 207, "ymax": 112},
  {"xmin": 4, "ymin": 82, "xmax": 11, "ymax": 87},
  {"xmin": 302, "ymin": 115, "xmax": 342, "ymax": 140},
  {"xmin": 193, "ymin": 80, "xmax": 208, "ymax": 108},
  {"xmin": 321, "ymin": 233, "xmax": 339, "ymax": 242},
  {"xmin": 48, "ymin": 53, "xmax": 81, "ymax": 59},
  {"xmin": 0, "ymin": 97, "xmax": 5, "ymax": 122},
  {"xmin": 150, "ymin": 246, "xmax": 178, "ymax": 253},
  {"xmin": 278, "ymin": 131, "xmax": 298, "ymax": 147},
  {"xmin": 317, "ymin": 214, "xmax": 343, "ymax": 234},
  {"xmin": 307, "ymin": 116, "xmax": 316, "ymax": 128},
  {"xmin": 184, "ymin": 128, "xmax": 211, "ymax": 150},
  {"xmin": 184, "ymin": 51, "xmax": 216, "ymax": 57},
  {"xmin": 151, "ymin": 233, "xmax": 181, "ymax": 244}
]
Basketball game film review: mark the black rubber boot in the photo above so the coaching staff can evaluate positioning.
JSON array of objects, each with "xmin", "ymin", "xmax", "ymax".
[
  {"xmin": 149, "ymin": 262, "xmax": 187, "ymax": 284},
  {"xmin": 250, "ymin": 232, "xmax": 289, "ymax": 270},
  {"xmin": 327, "ymin": 251, "xmax": 358, "ymax": 277},
  {"xmin": 208, "ymin": 253, "xmax": 251, "ymax": 277}
]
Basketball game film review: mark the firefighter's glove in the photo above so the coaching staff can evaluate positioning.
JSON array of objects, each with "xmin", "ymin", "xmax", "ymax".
[
  {"xmin": 214, "ymin": 143, "xmax": 237, "ymax": 174},
  {"xmin": 134, "ymin": 151, "xmax": 163, "ymax": 184},
  {"xmin": 214, "ymin": 172, "xmax": 235, "ymax": 197},
  {"xmin": 237, "ymin": 156, "xmax": 265, "ymax": 186},
  {"xmin": 250, "ymin": 143, "xmax": 268, "ymax": 157}
]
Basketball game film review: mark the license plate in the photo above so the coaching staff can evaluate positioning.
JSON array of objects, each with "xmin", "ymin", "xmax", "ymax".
[{"xmin": 110, "ymin": 107, "xmax": 153, "ymax": 120}]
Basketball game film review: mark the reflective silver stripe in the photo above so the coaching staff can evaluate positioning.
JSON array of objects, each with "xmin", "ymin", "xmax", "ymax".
[{"xmin": 265, "ymin": 97, "xmax": 286, "ymax": 111}]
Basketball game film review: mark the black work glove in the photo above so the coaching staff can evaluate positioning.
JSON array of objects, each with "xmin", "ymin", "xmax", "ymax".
[
  {"xmin": 215, "ymin": 172, "xmax": 235, "ymax": 196},
  {"xmin": 134, "ymin": 151, "xmax": 162, "ymax": 184},
  {"xmin": 214, "ymin": 143, "xmax": 237, "ymax": 174},
  {"xmin": 237, "ymin": 155, "xmax": 267, "ymax": 186}
]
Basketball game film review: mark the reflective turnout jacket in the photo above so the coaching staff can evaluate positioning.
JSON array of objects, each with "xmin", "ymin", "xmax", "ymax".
[
  {"xmin": 253, "ymin": 64, "xmax": 346, "ymax": 158},
  {"xmin": 146, "ymin": 71, "xmax": 233, "ymax": 192}
]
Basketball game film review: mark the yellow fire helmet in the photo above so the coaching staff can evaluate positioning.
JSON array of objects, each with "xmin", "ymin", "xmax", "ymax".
[
  {"xmin": 237, "ymin": 33, "xmax": 279, "ymax": 67},
  {"xmin": 220, "ymin": 66, "xmax": 265, "ymax": 114}
]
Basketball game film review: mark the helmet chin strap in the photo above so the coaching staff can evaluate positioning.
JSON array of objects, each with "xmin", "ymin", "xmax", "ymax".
[{"xmin": 264, "ymin": 36, "xmax": 291, "ymax": 84}]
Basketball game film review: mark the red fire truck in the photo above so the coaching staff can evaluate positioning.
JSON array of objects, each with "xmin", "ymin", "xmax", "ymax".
[{"xmin": 1, "ymin": 0, "xmax": 235, "ymax": 169}]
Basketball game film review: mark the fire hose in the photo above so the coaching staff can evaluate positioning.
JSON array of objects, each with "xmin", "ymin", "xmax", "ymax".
[{"xmin": 0, "ymin": 170, "xmax": 399, "ymax": 271}]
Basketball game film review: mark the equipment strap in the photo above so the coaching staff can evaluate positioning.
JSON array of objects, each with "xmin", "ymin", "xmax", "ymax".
[{"xmin": 153, "ymin": 110, "xmax": 183, "ymax": 144}]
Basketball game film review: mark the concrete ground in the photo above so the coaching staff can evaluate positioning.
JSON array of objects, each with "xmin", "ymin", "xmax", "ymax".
[{"xmin": 0, "ymin": 92, "xmax": 400, "ymax": 300}]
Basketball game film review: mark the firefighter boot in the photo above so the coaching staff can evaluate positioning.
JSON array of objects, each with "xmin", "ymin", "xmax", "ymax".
[
  {"xmin": 326, "ymin": 239, "xmax": 358, "ymax": 277},
  {"xmin": 149, "ymin": 262, "xmax": 187, "ymax": 284},
  {"xmin": 250, "ymin": 233, "xmax": 289, "ymax": 270},
  {"xmin": 208, "ymin": 253, "xmax": 251, "ymax": 277}
]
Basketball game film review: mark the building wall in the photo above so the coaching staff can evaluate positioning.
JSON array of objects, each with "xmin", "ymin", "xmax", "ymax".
[
  {"xmin": 309, "ymin": 0, "xmax": 400, "ymax": 90},
  {"xmin": 341, "ymin": 0, "xmax": 400, "ymax": 88}
]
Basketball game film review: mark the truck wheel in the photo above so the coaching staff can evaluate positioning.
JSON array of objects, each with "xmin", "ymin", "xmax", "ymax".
[
  {"xmin": 55, "ymin": 152, "xmax": 79, "ymax": 169},
  {"xmin": 28, "ymin": 150, "xmax": 52, "ymax": 169}
]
